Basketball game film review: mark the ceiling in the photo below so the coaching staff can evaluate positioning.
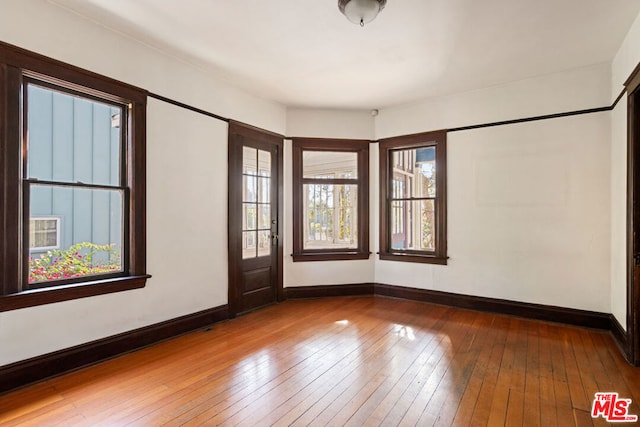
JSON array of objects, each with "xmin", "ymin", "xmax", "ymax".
[{"xmin": 51, "ymin": 0, "xmax": 640, "ymax": 110}]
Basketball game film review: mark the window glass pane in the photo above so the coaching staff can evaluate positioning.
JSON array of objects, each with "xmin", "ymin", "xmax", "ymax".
[
  {"xmin": 303, "ymin": 151, "xmax": 358, "ymax": 179},
  {"xmin": 258, "ymin": 177, "xmax": 270, "ymax": 203},
  {"xmin": 243, "ymin": 203, "xmax": 257, "ymax": 230},
  {"xmin": 243, "ymin": 147, "xmax": 257, "ymax": 175},
  {"xmin": 243, "ymin": 175, "xmax": 257, "ymax": 203},
  {"xmin": 258, "ymin": 230, "xmax": 271, "ymax": 257},
  {"xmin": 415, "ymin": 147, "xmax": 436, "ymax": 198},
  {"xmin": 242, "ymin": 231, "xmax": 257, "ymax": 259},
  {"xmin": 27, "ymin": 84, "xmax": 122, "ymax": 186},
  {"xmin": 392, "ymin": 174, "xmax": 410, "ymax": 199},
  {"xmin": 303, "ymin": 183, "xmax": 357, "ymax": 250},
  {"xmin": 390, "ymin": 199, "xmax": 435, "ymax": 251},
  {"xmin": 258, "ymin": 149, "xmax": 271, "ymax": 177},
  {"xmin": 392, "ymin": 147, "xmax": 436, "ymax": 198},
  {"xmin": 28, "ymin": 184, "xmax": 123, "ymax": 283},
  {"xmin": 258, "ymin": 204, "xmax": 271, "ymax": 229}
]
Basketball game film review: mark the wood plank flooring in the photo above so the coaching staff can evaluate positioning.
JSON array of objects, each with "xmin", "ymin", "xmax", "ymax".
[{"xmin": 1, "ymin": 296, "xmax": 639, "ymax": 426}]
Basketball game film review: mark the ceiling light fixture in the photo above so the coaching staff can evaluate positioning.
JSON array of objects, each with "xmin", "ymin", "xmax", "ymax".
[{"xmin": 338, "ymin": 0, "xmax": 387, "ymax": 27}]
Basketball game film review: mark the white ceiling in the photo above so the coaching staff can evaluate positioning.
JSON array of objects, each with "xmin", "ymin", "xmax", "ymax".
[{"xmin": 51, "ymin": 0, "xmax": 640, "ymax": 110}]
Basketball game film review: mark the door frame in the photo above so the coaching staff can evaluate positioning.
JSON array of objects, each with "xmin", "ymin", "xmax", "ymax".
[
  {"xmin": 227, "ymin": 121, "xmax": 284, "ymax": 317},
  {"xmin": 626, "ymin": 62, "xmax": 640, "ymax": 366}
]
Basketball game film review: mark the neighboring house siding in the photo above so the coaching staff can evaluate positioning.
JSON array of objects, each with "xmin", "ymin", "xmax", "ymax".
[{"xmin": 28, "ymin": 85, "xmax": 122, "ymax": 255}]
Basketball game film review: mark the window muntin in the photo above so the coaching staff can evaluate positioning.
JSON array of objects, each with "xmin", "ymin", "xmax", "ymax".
[
  {"xmin": 379, "ymin": 130, "xmax": 447, "ymax": 264},
  {"xmin": 292, "ymin": 139, "xmax": 370, "ymax": 261}
]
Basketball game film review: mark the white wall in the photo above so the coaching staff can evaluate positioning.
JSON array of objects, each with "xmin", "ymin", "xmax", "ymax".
[
  {"xmin": 0, "ymin": 0, "xmax": 286, "ymax": 133},
  {"xmin": 0, "ymin": 0, "xmax": 286, "ymax": 366},
  {"xmin": 612, "ymin": 12, "xmax": 640, "ymax": 102},
  {"xmin": 375, "ymin": 63, "xmax": 611, "ymax": 139},
  {"xmin": 284, "ymin": 109, "xmax": 376, "ymax": 287},
  {"xmin": 0, "ymin": 101, "xmax": 230, "ymax": 366},
  {"xmin": 375, "ymin": 113, "xmax": 611, "ymax": 311},
  {"xmin": 609, "ymin": 11, "xmax": 640, "ymax": 330},
  {"xmin": 286, "ymin": 108, "xmax": 375, "ymax": 140},
  {"xmin": 284, "ymin": 68, "xmax": 614, "ymax": 312},
  {"xmin": 371, "ymin": 64, "xmax": 613, "ymax": 312}
]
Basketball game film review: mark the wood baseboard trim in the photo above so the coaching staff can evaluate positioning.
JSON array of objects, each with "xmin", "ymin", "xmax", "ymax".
[
  {"xmin": 285, "ymin": 282, "xmax": 611, "ymax": 330},
  {"xmin": 610, "ymin": 314, "xmax": 629, "ymax": 357},
  {"xmin": 0, "ymin": 305, "xmax": 229, "ymax": 395},
  {"xmin": 284, "ymin": 283, "xmax": 374, "ymax": 299},
  {"xmin": 374, "ymin": 284, "xmax": 610, "ymax": 330},
  {"xmin": 0, "ymin": 282, "xmax": 618, "ymax": 394}
]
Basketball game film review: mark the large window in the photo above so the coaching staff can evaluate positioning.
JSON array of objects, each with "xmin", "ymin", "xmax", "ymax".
[
  {"xmin": 0, "ymin": 42, "xmax": 148, "ymax": 311},
  {"xmin": 379, "ymin": 130, "xmax": 447, "ymax": 264},
  {"xmin": 292, "ymin": 138, "xmax": 370, "ymax": 261}
]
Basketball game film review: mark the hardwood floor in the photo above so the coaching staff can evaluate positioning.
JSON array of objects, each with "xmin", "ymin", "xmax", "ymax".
[{"xmin": 0, "ymin": 296, "xmax": 639, "ymax": 426}]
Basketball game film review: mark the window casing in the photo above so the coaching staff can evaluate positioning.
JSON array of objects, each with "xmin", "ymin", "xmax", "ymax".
[
  {"xmin": 379, "ymin": 130, "xmax": 447, "ymax": 264},
  {"xmin": 0, "ymin": 41, "xmax": 148, "ymax": 312},
  {"xmin": 292, "ymin": 138, "xmax": 370, "ymax": 261}
]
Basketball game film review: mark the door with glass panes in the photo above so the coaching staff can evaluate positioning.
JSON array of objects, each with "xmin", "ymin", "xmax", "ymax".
[{"xmin": 228, "ymin": 122, "xmax": 283, "ymax": 316}]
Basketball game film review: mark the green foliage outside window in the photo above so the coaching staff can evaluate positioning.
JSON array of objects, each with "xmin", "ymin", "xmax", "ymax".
[{"xmin": 29, "ymin": 242, "xmax": 121, "ymax": 283}]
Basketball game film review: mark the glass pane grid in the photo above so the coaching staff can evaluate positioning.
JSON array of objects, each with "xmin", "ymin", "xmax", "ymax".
[
  {"xmin": 242, "ymin": 147, "xmax": 272, "ymax": 259},
  {"xmin": 303, "ymin": 183, "xmax": 358, "ymax": 250}
]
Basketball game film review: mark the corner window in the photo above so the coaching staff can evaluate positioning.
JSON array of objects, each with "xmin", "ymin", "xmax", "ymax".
[
  {"xmin": 292, "ymin": 138, "xmax": 370, "ymax": 261},
  {"xmin": 379, "ymin": 130, "xmax": 447, "ymax": 264},
  {"xmin": 0, "ymin": 41, "xmax": 148, "ymax": 311}
]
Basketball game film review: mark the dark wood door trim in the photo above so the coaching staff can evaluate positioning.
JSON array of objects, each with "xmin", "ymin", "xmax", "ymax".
[
  {"xmin": 227, "ymin": 122, "xmax": 283, "ymax": 317},
  {"xmin": 628, "ymin": 87, "xmax": 640, "ymax": 366},
  {"xmin": 626, "ymin": 61, "xmax": 640, "ymax": 366}
]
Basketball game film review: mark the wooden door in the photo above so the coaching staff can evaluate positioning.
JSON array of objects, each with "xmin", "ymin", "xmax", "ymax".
[{"xmin": 228, "ymin": 122, "xmax": 283, "ymax": 316}]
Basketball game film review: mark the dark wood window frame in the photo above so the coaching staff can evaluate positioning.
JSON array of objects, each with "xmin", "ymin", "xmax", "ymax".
[
  {"xmin": 378, "ymin": 130, "xmax": 448, "ymax": 265},
  {"xmin": 292, "ymin": 138, "xmax": 370, "ymax": 262},
  {"xmin": 0, "ymin": 42, "xmax": 149, "ymax": 312}
]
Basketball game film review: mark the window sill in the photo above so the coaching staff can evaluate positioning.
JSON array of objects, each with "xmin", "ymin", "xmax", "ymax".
[
  {"xmin": 378, "ymin": 252, "xmax": 448, "ymax": 265},
  {"xmin": 292, "ymin": 252, "xmax": 371, "ymax": 262},
  {"xmin": 0, "ymin": 275, "xmax": 150, "ymax": 312}
]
